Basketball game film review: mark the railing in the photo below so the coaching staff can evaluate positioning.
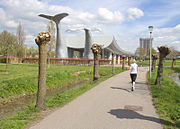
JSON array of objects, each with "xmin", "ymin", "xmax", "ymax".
[{"xmin": 0, "ymin": 56, "xmax": 129, "ymax": 66}]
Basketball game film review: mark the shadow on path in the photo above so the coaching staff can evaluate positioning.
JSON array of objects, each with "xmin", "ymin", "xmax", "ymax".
[
  {"xmin": 136, "ymin": 82, "xmax": 147, "ymax": 85},
  {"xmin": 128, "ymin": 82, "xmax": 147, "ymax": 85},
  {"xmin": 111, "ymin": 87, "xmax": 130, "ymax": 93},
  {"xmin": 108, "ymin": 109, "xmax": 178, "ymax": 128}
]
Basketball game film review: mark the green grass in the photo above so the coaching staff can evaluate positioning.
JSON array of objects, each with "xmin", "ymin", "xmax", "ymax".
[
  {"xmin": 136, "ymin": 59, "xmax": 180, "ymax": 67},
  {"xmin": 147, "ymin": 67, "xmax": 180, "ymax": 129},
  {"xmin": 0, "ymin": 104, "xmax": 40, "ymax": 129},
  {"xmin": 0, "ymin": 64, "xmax": 94, "ymax": 103},
  {"xmin": 0, "ymin": 64, "xmax": 125, "ymax": 129}
]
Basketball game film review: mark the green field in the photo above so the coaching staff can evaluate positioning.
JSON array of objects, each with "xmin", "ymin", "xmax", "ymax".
[
  {"xmin": 0, "ymin": 63, "xmax": 125, "ymax": 129},
  {"xmin": 0, "ymin": 63, "xmax": 124, "ymax": 104},
  {"xmin": 137, "ymin": 59, "xmax": 180, "ymax": 67},
  {"xmin": 147, "ymin": 67, "xmax": 180, "ymax": 129}
]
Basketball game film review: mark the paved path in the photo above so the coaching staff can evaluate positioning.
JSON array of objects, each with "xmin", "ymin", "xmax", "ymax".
[{"xmin": 29, "ymin": 67, "xmax": 163, "ymax": 129}]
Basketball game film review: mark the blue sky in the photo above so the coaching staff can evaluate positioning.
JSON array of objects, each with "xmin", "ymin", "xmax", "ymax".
[{"xmin": 0, "ymin": 0, "xmax": 180, "ymax": 52}]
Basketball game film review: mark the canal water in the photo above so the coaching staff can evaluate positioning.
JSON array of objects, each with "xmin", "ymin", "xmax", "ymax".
[
  {"xmin": 0, "ymin": 81, "xmax": 85, "ymax": 120},
  {"xmin": 169, "ymin": 72, "xmax": 180, "ymax": 87}
]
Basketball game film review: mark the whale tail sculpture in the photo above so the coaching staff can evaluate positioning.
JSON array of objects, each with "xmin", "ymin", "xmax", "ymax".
[
  {"xmin": 39, "ymin": 13, "xmax": 68, "ymax": 58},
  {"xmin": 39, "ymin": 13, "xmax": 68, "ymax": 24}
]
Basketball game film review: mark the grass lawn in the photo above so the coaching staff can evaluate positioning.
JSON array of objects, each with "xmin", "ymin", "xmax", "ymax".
[
  {"xmin": 0, "ymin": 63, "xmax": 125, "ymax": 129},
  {"xmin": 136, "ymin": 59, "xmax": 180, "ymax": 67},
  {"xmin": 0, "ymin": 63, "xmax": 93, "ymax": 103},
  {"xmin": 147, "ymin": 67, "xmax": 180, "ymax": 129}
]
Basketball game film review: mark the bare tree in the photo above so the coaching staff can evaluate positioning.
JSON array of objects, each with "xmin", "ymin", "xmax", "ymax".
[
  {"xmin": 155, "ymin": 46, "xmax": 171, "ymax": 85},
  {"xmin": 122, "ymin": 55, "xmax": 126, "ymax": 70},
  {"xmin": 152, "ymin": 54, "xmax": 158, "ymax": 71},
  {"xmin": 35, "ymin": 32, "xmax": 51, "ymax": 110},
  {"xmin": 112, "ymin": 52, "xmax": 115, "ymax": 74},
  {"xmin": 91, "ymin": 43, "xmax": 102, "ymax": 81},
  {"xmin": 168, "ymin": 47, "xmax": 178, "ymax": 67},
  {"xmin": 16, "ymin": 22, "xmax": 26, "ymax": 58},
  {"xmin": 47, "ymin": 20, "xmax": 56, "ymax": 67}
]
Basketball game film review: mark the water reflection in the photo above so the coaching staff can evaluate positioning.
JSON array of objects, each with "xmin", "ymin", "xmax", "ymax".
[
  {"xmin": 0, "ymin": 82, "xmax": 83, "ymax": 120},
  {"xmin": 169, "ymin": 72, "xmax": 180, "ymax": 87}
]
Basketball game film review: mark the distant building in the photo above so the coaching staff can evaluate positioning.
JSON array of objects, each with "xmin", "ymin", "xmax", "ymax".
[
  {"xmin": 65, "ymin": 36, "xmax": 132, "ymax": 59},
  {"xmin": 139, "ymin": 38, "xmax": 153, "ymax": 55}
]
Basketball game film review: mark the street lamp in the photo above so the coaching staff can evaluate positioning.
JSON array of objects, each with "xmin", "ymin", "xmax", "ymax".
[{"xmin": 148, "ymin": 26, "xmax": 153, "ymax": 79}]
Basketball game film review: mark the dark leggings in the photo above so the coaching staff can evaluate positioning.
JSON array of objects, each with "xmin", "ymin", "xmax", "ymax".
[{"xmin": 130, "ymin": 74, "xmax": 137, "ymax": 83}]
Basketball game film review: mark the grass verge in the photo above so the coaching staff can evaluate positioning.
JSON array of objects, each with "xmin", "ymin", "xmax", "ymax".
[{"xmin": 147, "ymin": 67, "xmax": 180, "ymax": 129}]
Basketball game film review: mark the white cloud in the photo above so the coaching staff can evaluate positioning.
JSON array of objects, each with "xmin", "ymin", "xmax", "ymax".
[
  {"xmin": 98, "ymin": 8, "xmax": 124, "ymax": 24},
  {"xmin": 5, "ymin": 20, "xmax": 18, "ymax": 28},
  {"xmin": 127, "ymin": 8, "xmax": 144, "ymax": 20},
  {"xmin": 66, "ymin": 24, "xmax": 102, "ymax": 33}
]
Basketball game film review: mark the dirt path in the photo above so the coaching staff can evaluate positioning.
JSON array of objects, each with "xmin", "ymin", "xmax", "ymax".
[{"xmin": 29, "ymin": 67, "xmax": 163, "ymax": 129}]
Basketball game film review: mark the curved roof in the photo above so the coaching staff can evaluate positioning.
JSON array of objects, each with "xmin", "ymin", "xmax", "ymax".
[
  {"xmin": 64, "ymin": 36, "xmax": 132, "ymax": 55},
  {"xmin": 64, "ymin": 36, "xmax": 114, "ymax": 49}
]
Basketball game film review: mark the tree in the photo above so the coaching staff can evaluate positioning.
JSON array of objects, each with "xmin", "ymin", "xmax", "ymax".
[
  {"xmin": 122, "ymin": 55, "xmax": 126, "ymax": 70},
  {"xmin": 112, "ymin": 53, "xmax": 115, "ymax": 74},
  {"xmin": 0, "ymin": 31, "xmax": 17, "ymax": 73},
  {"xmin": 147, "ymin": 48, "xmax": 157, "ymax": 58},
  {"xmin": 16, "ymin": 22, "xmax": 26, "ymax": 58},
  {"xmin": 35, "ymin": 32, "xmax": 51, "ymax": 110},
  {"xmin": 155, "ymin": 46, "xmax": 171, "ymax": 85},
  {"xmin": 135, "ymin": 47, "xmax": 146, "ymax": 60},
  {"xmin": 152, "ymin": 54, "xmax": 158, "ymax": 71},
  {"xmin": 47, "ymin": 20, "xmax": 56, "ymax": 66},
  {"xmin": 168, "ymin": 47, "xmax": 178, "ymax": 67},
  {"xmin": 26, "ymin": 46, "xmax": 38, "ymax": 57},
  {"xmin": 91, "ymin": 43, "xmax": 102, "ymax": 81},
  {"xmin": 168, "ymin": 46, "xmax": 178, "ymax": 59}
]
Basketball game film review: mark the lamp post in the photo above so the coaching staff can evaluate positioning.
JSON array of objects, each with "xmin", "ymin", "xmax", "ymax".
[{"xmin": 148, "ymin": 26, "xmax": 153, "ymax": 79}]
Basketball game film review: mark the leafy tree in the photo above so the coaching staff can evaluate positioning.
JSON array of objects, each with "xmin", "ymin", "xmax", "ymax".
[
  {"xmin": 135, "ymin": 47, "xmax": 146, "ymax": 60},
  {"xmin": 0, "ymin": 30, "xmax": 17, "ymax": 73},
  {"xmin": 147, "ymin": 48, "xmax": 157, "ymax": 57},
  {"xmin": 26, "ymin": 46, "xmax": 38, "ymax": 57}
]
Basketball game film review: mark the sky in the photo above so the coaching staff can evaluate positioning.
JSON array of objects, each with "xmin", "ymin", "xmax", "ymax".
[{"xmin": 0, "ymin": 0, "xmax": 180, "ymax": 53}]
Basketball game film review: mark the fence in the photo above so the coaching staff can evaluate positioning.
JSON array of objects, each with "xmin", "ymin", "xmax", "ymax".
[
  {"xmin": 22, "ymin": 57, "xmax": 112, "ymax": 65},
  {"xmin": 0, "ymin": 56, "xmax": 129, "ymax": 66}
]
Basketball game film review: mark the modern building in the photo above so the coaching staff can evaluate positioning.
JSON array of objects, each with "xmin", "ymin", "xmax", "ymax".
[
  {"xmin": 139, "ymin": 38, "xmax": 153, "ymax": 55},
  {"xmin": 64, "ymin": 35, "xmax": 132, "ymax": 60}
]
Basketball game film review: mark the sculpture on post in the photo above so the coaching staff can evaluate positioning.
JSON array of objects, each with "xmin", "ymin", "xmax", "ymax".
[
  {"xmin": 155, "ymin": 46, "xmax": 171, "ymax": 85},
  {"xmin": 91, "ymin": 43, "xmax": 102, "ymax": 81},
  {"xmin": 35, "ymin": 32, "xmax": 51, "ymax": 109},
  {"xmin": 84, "ymin": 28, "xmax": 93, "ymax": 59},
  {"xmin": 152, "ymin": 54, "xmax": 158, "ymax": 71},
  {"xmin": 39, "ymin": 13, "xmax": 68, "ymax": 58}
]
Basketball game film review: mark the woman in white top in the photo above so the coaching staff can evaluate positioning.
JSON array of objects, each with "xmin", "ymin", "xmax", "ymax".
[{"xmin": 130, "ymin": 59, "xmax": 138, "ymax": 91}]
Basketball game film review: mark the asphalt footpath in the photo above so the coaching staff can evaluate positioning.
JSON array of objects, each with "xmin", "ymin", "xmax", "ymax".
[{"xmin": 29, "ymin": 67, "xmax": 163, "ymax": 129}]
